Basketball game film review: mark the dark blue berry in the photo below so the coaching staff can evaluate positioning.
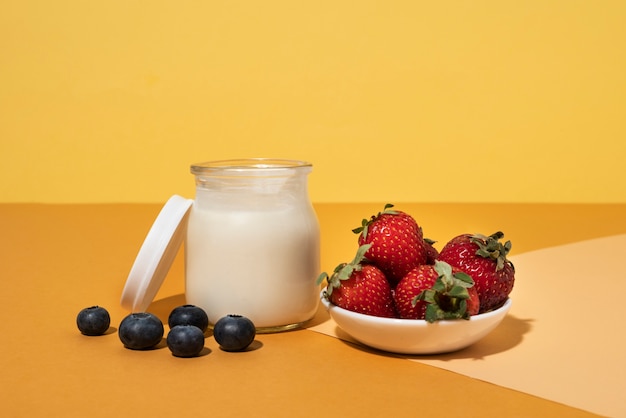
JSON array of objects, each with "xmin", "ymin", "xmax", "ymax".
[
  {"xmin": 168, "ymin": 305, "xmax": 209, "ymax": 332},
  {"xmin": 166, "ymin": 325, "xmax": 205, "ymax": 357},
  {"xmin": 118, "ymin": 312, "xmax": 164, "ymax": 350},
  {"xmin": 213, "ymin": 314, "xmax": 256, "ymax": 352},
  {"xmin": 77, "ymin": 306, "xmax": 111, "ymax": 336}
]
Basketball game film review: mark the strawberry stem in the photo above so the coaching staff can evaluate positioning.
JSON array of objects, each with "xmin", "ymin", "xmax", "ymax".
[
  {"xmin": 351, "ymin": 203, "xmax": 399, "ymax": 238},
  {"xmin": 413, "ymin": 260, "xmax": 476, "ymax": 323},
  {"xmin": 471, "ymin": 232, "xmax": 512, "ymax": 271},
  {"xmin": 317, "ymin": 244, "xmax": 373, "ymax": 297}
]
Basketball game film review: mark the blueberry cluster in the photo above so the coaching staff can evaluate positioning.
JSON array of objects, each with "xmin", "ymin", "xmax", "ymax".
[{"xmin": 76, "ymin": 305, "xmax": 256, "ymax": 357}]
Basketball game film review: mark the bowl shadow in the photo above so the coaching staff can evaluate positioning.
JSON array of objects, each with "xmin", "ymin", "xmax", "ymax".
[
  {"xmin": 332, "ymin": 314, "xmax": 534, "ymax": 360},
  {"xmin": 419, "ymin": 314, "xmax": 534, "ymax": 360}
]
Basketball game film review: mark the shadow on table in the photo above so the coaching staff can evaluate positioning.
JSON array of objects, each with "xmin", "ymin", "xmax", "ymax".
[
  {"xmin": 412, "ymin": 314, "xmax": 535, "ymax": 361},
  {"xmin": 303, "ymin": 300, "xmax": 332, "ymax": 329},
  {"xmin": 328, "ymin": 314, "xmax": 534, "ymax": 361},
  {"xmin": 148, "ymin": 293, "xmax": 187, "ymax": 322},
  {"xmin": 149, "ymin": 293, "xmax": 330, "ymax": 332}
]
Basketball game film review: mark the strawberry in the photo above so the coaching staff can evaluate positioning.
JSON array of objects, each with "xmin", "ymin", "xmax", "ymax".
[
  {"xmin": 422, "ymin": 234, "xmax": 439, "ymax": 265},
  {"xmin": 393, "ymin": 264, "xmax": 438, "ymax": 319},
  {"xmin": 394, "ymin": 260, "xmax": 478, "ymax": 322},
  {"xmin": 465, "ymin": 286, "xmax": 480, "ymax": 317},
  {"xmin": 437, "ymin": 232, "xmax": 515, "ymax": 313},
  {"xmin": 317, "ymin": 244, "xmax": 397, "ymax": 318},
  {"xmin": 352, "ymin": 204, "xmax": 428, "ymax": 287}
]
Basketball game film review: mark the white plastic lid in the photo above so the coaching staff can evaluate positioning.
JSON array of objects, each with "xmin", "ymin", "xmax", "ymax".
[{"xmin": 120, "ymin": 195, "xmax": 193, "ymax": 312}]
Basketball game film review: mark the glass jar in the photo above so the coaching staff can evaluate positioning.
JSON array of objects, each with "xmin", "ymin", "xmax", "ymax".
[{"xmin": 185, "ymin": 159, "xmax": 320, "ymax": 333}]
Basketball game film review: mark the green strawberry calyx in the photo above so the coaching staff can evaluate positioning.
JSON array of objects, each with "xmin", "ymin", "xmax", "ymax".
[
  {"xmin": 412, "ymin": 260, "xmax": 475, "ymax": 323},
  {"xmin": 351, "ymin": 203, "xmax": 399, "ymax": 239},
  {"xmin": 423, "ymin": 236, "xmax": 436, "ymax": 246},
  {"xmin": 317, "ymin": 244, "xmax": 373, "ymax": 298},
  {"xmin": 471, "ymin": 231, "xmax": 512, "ymax": 271}
]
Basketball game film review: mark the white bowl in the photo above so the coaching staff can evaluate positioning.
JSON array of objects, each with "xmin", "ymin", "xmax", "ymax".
[{"xmin": 320, "ymin": 289, "xmax": 512, "ymax": 355}]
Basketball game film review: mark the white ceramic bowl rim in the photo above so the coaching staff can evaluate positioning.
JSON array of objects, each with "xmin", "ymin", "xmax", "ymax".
[{"xmin": 320, "ymin": 288, "xmax": 512, "ymax": 326}]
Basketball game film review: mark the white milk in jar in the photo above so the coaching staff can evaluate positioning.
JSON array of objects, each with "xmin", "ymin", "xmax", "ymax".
[{"xmin": 185, "ymin": 159, "xmax": 320, "ymax": 332}]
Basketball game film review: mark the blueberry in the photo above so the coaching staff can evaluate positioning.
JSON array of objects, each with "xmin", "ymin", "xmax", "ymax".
[
  {"xmin": 166, "ymin": 325, "xmax": 205, "ymax": 357},
  {"xmin": 168, "ymin": 305, "xmax": 209, "ymax": 332},
  {"xmin": 213, "ymin": 314, "xmax": 256, "ymax": 352},
  {"xmin": 118, "ymin": 312, "xmax": 164, "ymax": 350},
  {"xmin": 76, "ymin": 306, "xmax": 111, "ymax": 336}
]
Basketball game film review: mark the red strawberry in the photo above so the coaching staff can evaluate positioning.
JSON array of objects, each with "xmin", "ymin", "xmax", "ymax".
[
  {"xmin": 394, "ymin": 264, "xmax": 438, "ymax": 319},
  {"xmin": 466, "ymin": 286, "xmax": 480, "ymax": 317},
  {"xmin": 438, "ymin": 232, "xmax": 515, "ymax": 313},
  {"xmin": 317, "ymin": 244, "xmax": 397, "ymax": 318},
  {"xmin": 352, "ymin": 204, "xmax": 428, "ymax": 287},
  {"xmin": 422, "ymin": 234, "xmax": 439, "ymax": 265},
  {"xmin": 394, "ymin": 260, "xmax": 479, "ymax": 321}
]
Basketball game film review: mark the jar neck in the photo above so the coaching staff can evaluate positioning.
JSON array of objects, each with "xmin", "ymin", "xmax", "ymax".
[
  {"xmin": 194, "ymin": 172, "xmax": 310, "ymax": 194},
  {"xmin": 191, "ymin": 159, "xmax": 313, "ymax": 208}
]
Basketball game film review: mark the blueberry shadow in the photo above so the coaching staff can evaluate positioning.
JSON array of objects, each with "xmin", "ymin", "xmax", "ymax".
[
  {"xmin": 103, "ymin": 326, "xmax": 118, "ymax": 335},
  {"xmin": 82, "ymin": 326, "xmax": 117, "ymax": 336},
  {"xmin": 121, "ymin": 338, "xmax": 168, "ymax": 351},
  {"xmin": 217, "ymin": 340, "xmax": 264, "ymax": 353},
  {"xmin": 153, "ymin": 338, "xmax": 168, "ymax": 350},
  {"xmin": 169, "ymin": 347, "xmax": 213, "ymax": 358}
]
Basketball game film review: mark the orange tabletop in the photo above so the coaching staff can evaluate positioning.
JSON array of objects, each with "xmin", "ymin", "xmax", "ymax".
[{"xmin": 2, "ymin": 202, "xmax": 625, "ymax": 417}]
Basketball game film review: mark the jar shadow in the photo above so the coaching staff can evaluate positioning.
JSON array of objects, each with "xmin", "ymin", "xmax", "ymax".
[
  {"xmin": 147, "ymin": 294, "xmax": 187, "ymax": 323},
  {"xmin": 150, "ymin": 293, "xmax": 329, "ymax": 333},
  {"xmin": 303, "ymin": 300, "xmax": 332, "ymax": 329}
]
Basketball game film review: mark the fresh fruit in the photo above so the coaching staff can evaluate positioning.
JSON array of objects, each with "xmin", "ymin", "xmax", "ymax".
[
  {"xmin": 166, "ymin": 325, "xmax": 205, "ymax": 357},
  {"xmin": 353, "ymin": 204, "xmax": 428, "ymax": 286},
  {"xmin": 118, "ymin": 312, "xmax": 164, "ymax": 350},
  {"xmin": 318, "ymin": 244, "xmax": 397, "ymax": 318},
  {"xmin": 213, "ymin": 315, "xmax": 256, "ymax": 352},
  {"xmin": 394, "ymin": 260, "xmax": 478, "ymax": 321},
  {"xmin": 394, "ymin": 265, "xmax": 437, "ymax": 319},
  {"xmin": 438, "ymin": 232, "xmax": 515, "ymax": 313},
  {"xmin": 422, "ymin": 234, "xmax": 439, "ymax": 265},
  {"xmin": 76, "ymin": 306, "xmax": 111, "ymax": 336},
  {"xmin": 466, "ymin": 286, "xmax": 480, "ymax": 316},
  {"xmin": 168, "ymin": 305, "xmax": 209, "ymax": 333}
]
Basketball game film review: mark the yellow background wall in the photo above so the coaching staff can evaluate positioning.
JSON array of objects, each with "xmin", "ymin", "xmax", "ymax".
[{"xmin": 1, "ymin": 1, "xmax": 625, "ymax": 203}]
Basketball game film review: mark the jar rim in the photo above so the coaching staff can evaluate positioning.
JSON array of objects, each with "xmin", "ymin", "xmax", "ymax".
[{"xmin": 191, "ymin": 158, "xmax": 312, "ymax": 175}]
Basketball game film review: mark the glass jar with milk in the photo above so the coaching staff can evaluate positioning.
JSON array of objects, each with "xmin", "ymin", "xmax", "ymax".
[
  {"xmin": 185, "ymin": 159, "xmax": 320, "ymax": 332},
  {"xmin": 120, "ymin": 159, "xmax": 320, "ymax": 333}
]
